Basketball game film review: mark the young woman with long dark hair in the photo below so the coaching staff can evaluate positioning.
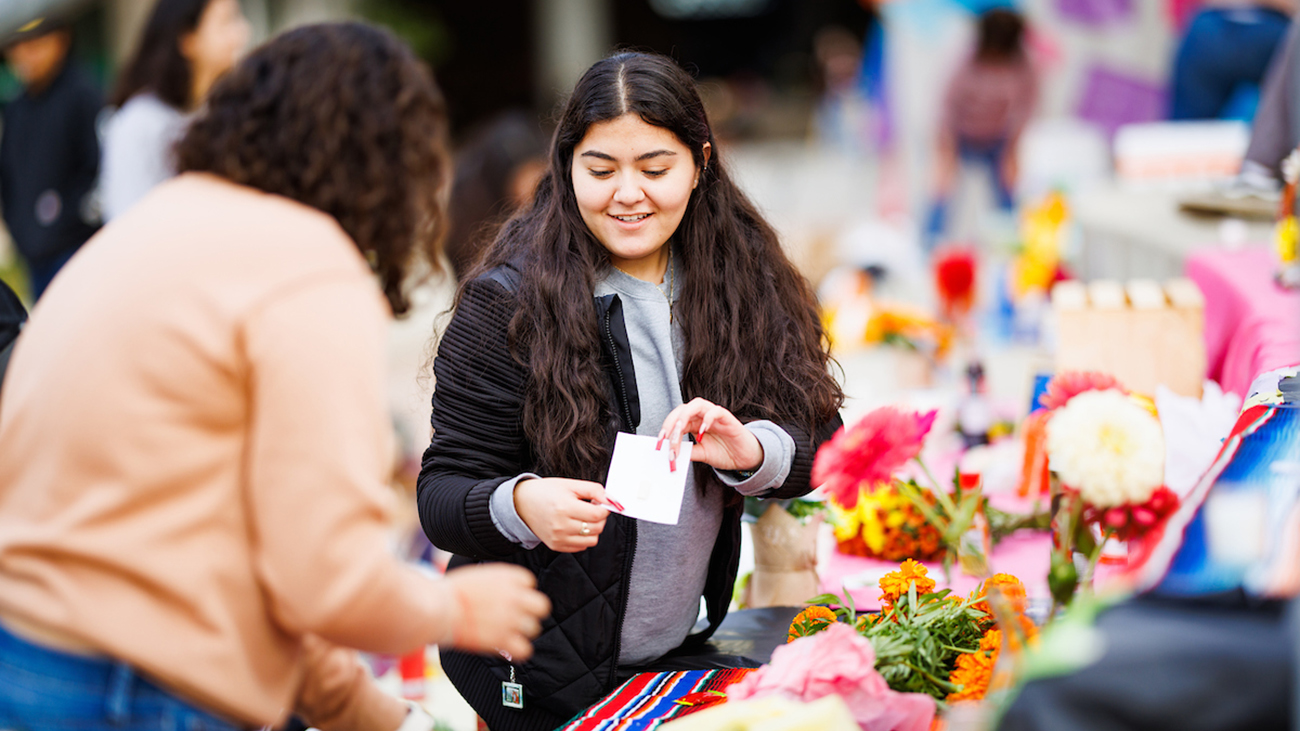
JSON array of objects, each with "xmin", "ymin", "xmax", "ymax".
[{"xmin": 418, "ymin": 51, "xmax": 844, "ymax": 730}]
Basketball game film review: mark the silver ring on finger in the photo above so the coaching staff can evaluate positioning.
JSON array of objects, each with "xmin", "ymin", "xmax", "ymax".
[{"xmin": 580, "ymin": 522, "xmax": 590, "ymax": 536}]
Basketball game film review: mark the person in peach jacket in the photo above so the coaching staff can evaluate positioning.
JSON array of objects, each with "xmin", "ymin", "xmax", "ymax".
[{"xmin": 0, "ymin": 23, "xmax": 548, "ymax": 731}]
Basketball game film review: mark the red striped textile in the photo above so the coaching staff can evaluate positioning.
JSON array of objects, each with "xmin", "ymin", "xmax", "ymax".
[{"xmin": 560, "ymin": 668, "xmax": 755, "ymax": 731}]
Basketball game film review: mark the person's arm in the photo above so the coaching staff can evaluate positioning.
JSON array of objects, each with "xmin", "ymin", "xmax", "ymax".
[
  {"xmin": 658, "ymin": 398, "xmax": 844, "ymax": 501},
  {"xmin": 416, "ymin": 276, "xmax": 535, "ymax": 560},
  {"xmin": 293, "ymin": 635, "xmax": 410, "ymax": 731},
  {"xmin": 242, "ymin": 274, "xmax": 546, "ymax": 657},
  {"xmin": 759, "ymin": 413, "xmax": 844, "ymax": 500}
]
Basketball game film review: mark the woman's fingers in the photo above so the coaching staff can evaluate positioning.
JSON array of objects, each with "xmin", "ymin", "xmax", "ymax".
[{"xmin": 514, "ymin": 478, "xmax": 610, "ymax": 553}]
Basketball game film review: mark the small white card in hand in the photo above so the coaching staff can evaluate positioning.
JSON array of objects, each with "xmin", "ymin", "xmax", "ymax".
[{"xmin": 603, "ymin": 432, "xmax": 691, "ymax": 525}]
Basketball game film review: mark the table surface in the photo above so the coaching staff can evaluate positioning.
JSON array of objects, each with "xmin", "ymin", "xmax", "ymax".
[
  {"xmin": 1074, "ymin": 186, "xmax": 1274, "ymax": 257},
  {"xmin": 1186, "ymin": 247, "xmax": 1300, "ymax": 399}
]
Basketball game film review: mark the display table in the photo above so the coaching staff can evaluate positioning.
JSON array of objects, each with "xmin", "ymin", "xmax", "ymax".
[
  {"xmin": 1186, "ymin": 247, "xmax": 1300, "ymax": 400},
  {"xmin": 1073, "ymin": 186, "xmax": 1273, "ymax": 280},
  {"xmin": 820, "ymin": 530, "xmax": 1055, "ymax": 613}
]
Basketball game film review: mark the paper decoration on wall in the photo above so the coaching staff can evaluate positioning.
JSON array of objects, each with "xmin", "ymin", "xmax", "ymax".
[
  {"xmin": 1076, "ymin": 65, "xmax": 1166, "ymax": 138},
  {"xmin": 1056, "ymin": 0, "xmax": 1132, "ymax": 26}
]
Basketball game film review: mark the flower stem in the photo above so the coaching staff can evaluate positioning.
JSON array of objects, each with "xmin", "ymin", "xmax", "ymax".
[
  {"xmin": 1082, "ymin": 529, "xmax": 1111, "ymax": 596},
  {"xmin": 915, "ymin": 457, "xmax": 961, "ymax": 518},
  {"xmin": 902, "ymin": 660, "xmax": 960, "ymax": 691}
]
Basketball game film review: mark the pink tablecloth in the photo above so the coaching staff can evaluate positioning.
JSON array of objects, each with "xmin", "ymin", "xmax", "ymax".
[
  {"xmin": 1186, "ymin": 248, "xmax": 1300, "ymax": 399},
  {"xmin": 821, "ymin": 532, "xmax": 1053, "ymax": 612}
]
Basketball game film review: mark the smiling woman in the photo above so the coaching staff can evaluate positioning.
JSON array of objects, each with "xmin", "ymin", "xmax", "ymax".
[
  {"xmin": 572, "ymin": 115, "xmax": 709, "ymax": 280},
  {"xmin": 417, "ymin": 51, "xmax": 845, "ymax": 731}
]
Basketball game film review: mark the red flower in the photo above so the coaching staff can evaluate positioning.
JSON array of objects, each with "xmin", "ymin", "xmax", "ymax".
[
  {"xmin": 813, "ymin": 407, "xmax": 937, "ymax": 508},
  {"xmin": 1039, "ymin": 371, "xmax": 1126, "ymax": 411},
  {"xmin": 934, "ymin": 248, "xmax": 977, "ymax": 319},
  {"xmin": 1083, "ymin": 485, "xmax": 1179, "ymax": 541}
]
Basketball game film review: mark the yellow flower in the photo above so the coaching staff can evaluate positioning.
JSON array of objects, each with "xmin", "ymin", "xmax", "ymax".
[{"xmin": 878, "ymin": 559, "xmax": 936, "ymax": 605}]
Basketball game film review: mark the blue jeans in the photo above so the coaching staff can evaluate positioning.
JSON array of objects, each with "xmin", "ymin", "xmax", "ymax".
[
  {"xmin": 1171, "ymin": 8, "xmax": 1290, "ymax": 120},
  {"xmin": 0, "ymin": 621, "xmax": 247, "ymax": 731},
  {"xmin": 925, "ymin": 138, "xmax": 1014, "ymax": 250}
]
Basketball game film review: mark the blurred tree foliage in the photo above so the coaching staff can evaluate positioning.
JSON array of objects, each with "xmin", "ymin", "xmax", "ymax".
[{"xmin": 355, "ymin": 0, "xmax": 452, "ymax": 68}]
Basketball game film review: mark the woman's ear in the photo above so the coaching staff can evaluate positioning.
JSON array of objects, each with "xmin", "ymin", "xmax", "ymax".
[{"xmin": 695, "ymin": 142, "xmax": 713, "ymax": 188}]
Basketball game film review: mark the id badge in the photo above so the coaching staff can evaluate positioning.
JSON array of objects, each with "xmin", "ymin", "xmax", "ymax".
[{"xmin": 502, "ymin": 665, "xmax": 524, "ymax": 709}]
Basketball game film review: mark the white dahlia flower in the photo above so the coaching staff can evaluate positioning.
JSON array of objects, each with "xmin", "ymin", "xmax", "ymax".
[{"xmin": 1045, "ymin": 389, "xmax": 1165, "ymax": 508}]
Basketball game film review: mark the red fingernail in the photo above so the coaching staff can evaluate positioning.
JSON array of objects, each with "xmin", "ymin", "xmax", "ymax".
[{"xmin": 670, "ymin": 460, "xmax": 676, "ymax": 472}]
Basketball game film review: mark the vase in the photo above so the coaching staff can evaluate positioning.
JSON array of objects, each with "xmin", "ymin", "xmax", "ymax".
[{"xmin": 744, "ymin": 504, "xmax": 823, "ymax": 608}]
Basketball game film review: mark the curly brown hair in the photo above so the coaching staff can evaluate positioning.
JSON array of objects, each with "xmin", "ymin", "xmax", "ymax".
[{"xmin": 175, "ymin": 22, "xmax": 450, "ymax": 316}]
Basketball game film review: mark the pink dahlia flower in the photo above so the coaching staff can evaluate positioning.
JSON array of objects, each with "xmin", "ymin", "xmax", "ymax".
[
  {"xmin": 813, "ymin": 407, "xmax": 937, "ymax": 509},
  {"xmin": 1039, "ymin": 371, "xmax": 1126, "ymax": 411}
]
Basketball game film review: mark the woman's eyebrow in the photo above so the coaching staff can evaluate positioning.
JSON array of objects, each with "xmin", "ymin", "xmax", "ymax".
[{"xmin": 578, "ymin": 149, "xmax": 678, "ymax": 162}]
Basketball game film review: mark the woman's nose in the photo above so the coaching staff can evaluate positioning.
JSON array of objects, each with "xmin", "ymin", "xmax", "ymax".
[{"xmin": 612, "ymin": 174, "xmax": 645, "ymax": 206}]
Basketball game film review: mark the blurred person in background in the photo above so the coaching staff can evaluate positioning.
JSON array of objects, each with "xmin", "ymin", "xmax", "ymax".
[
  {"xmin": 925, "ymin": 7, "xmax": 1036, "ymax": 251},
  {"xmin": 100, "ymin": 0, "xmax": 249, "ymax": 221},
  {"xmin": 0, "ymin": 22, "xmax": 548, "ymax": 731},
  {"xmin": 444, "ymin": 110, "xmax": 548, "ymax": 282},
  {"xmin": 1171, "ymin": 0, "xmax": 1293, "ymax": 121},
  {"xmin": 0, "ymin": 19, "xmax": 101, "ymax": 300},
  {"xmin": 418, "ymin": 51, "xmax": 844, "ymax": 731}
]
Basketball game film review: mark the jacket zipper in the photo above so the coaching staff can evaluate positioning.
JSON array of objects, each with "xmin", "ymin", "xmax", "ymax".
[
  {"xmin": 603, "ymin": 307, "xmax": 634, "ymax": 432},
  {"xmin": 603, "ymin": 303, "xmax": 636, "ymax": 688}
]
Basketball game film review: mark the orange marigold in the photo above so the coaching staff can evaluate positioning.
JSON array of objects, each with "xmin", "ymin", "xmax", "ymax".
[
  {"xmin": 879, "ymin": 559, "xmax": 937, "ymax": 605},
  {"xmin": 947, "ymin": 647, "xmax": 997, "ymax": 702},
  {"xmin": 787, "ymin": 605, "xmax": 837, "ymax": 642},
  {"xmin": 970, "ymin": 573, "xmax": 1028, "ymax": 619}
]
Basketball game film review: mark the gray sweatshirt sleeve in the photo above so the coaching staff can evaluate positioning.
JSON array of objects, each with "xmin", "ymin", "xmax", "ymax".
[
  {"xmin": 713, "ymin": 419, "xmax": 795, "ymax": 496},
  {"xmin": 489, "ymin": 474, "xmax": 543, "ymax": 548}
]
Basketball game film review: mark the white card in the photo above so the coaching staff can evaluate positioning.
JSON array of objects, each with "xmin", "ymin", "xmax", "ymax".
[{"xmin": 603, "ymin": 432, "xmax": 691, "ymax": 525}]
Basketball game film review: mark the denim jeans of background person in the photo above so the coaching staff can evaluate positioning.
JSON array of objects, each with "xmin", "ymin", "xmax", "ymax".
[{"xmin": 1171, "ymin": 5, "xmax": 1292, "ymax": 120}]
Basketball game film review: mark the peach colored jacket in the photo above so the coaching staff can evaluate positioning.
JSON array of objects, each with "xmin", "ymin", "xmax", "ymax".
[{"xmin": 0, "ymin": 174, "xmax": 455, "ymax": 727}]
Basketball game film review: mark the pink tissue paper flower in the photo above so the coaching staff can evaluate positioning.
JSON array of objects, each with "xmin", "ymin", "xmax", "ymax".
[
  {"xmin": 728, "ymin": 622, "xmax": 935, "ymax": 731},
  {"xmin": 812, "ymin": 407, "xmax": 937, "ymax": 509}
]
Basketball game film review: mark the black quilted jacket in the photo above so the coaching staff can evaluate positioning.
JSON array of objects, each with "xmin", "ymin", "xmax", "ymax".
[{"xmin": 417, "ymin": 264, "xmax": 842, "ymax": 731}]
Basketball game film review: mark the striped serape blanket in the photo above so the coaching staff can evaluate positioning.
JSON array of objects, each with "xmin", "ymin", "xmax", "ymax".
[{"xmin": 560, "ymin": 668, "xmax": 755, "ymax": 731}]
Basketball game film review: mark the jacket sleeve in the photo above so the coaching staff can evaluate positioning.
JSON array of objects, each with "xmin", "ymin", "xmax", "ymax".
[
  {"xmin": 417, "ymin": 275, "xmax": 531, "ymax": 561},
  {"xmin": 754, "ymin": 410, "xmax": 844, "ymax": 501}
]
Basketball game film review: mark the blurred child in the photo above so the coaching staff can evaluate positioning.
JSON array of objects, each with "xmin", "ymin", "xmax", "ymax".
[{"xmin": 925, "ymin": 8, "xmax": 1037, "ymax": 250}]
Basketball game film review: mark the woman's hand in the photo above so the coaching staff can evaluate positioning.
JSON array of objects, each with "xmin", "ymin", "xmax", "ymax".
[
  {"xmin": 657, "ymin": 397, "xmax": 762, "ymax": 473},
  {"xmin": 442, "ymin": 564, "xmax": 551, "ymax": 661},
  {"xmin": 513, "ymin": 477, "xmax": 611, "ymax": 553}
]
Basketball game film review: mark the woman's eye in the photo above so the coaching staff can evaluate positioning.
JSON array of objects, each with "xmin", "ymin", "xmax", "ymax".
[
  {"xmin": 644, "ymin": 170, "xmax": 668, "ymax": 178},
  {"xmin": 589, "ymin": 170, "xmax": 614, "ymax": 179}
]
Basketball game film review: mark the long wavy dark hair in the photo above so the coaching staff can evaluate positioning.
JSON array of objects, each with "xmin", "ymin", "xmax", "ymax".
[
  {"xmin": 110, "ymin": 0, "xmax": 210, "ymax": 109},
  {"xmin": 471, "ymin": 51, "xmax": 843, "ymax": 480},
  {"xmin": 175, "ymin": 22, "xmax": 450, "ymax": 315}
]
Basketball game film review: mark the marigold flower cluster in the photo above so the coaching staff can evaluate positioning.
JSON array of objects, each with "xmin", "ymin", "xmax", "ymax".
[
  {"xmin": 878, "ymin": 559, "xmax": 936, "ymax": 608},
  {"xmin": 786, "ymin": 605, "xmax": 837, "ymax": 643},
  {"xmin": 947, "ymin": 575, "xmax": 1038, "ymax": 702},
  {"xmin": 831, "ymin": 483, "xmax": 945, "ymax": 561}
]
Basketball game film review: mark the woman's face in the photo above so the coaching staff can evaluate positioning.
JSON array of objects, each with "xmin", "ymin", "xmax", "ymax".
[
  {"xmin": 571, "ymin": 113, "xmax": 709, "ymax": 275},
  {"xmin": 181, "ymin": 0, "xmax": 249, "ymax": 84}
]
